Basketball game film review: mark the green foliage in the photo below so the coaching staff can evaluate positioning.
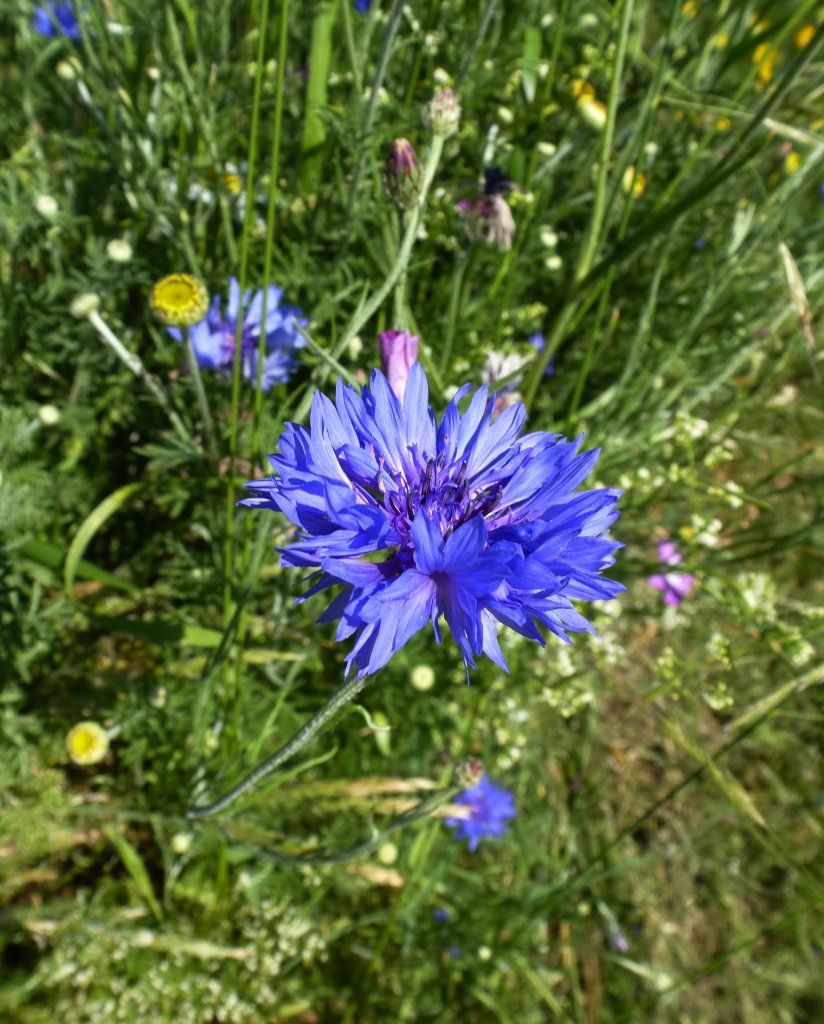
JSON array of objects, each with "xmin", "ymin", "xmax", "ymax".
[{"xmin": 1, "ymin": 0, "xmax": 823, "ymax": 1021}]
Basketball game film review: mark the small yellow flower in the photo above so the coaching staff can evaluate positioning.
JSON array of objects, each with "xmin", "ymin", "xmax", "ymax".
[
  {"xmin": 713, "ymin": 32, "xmax": 729, "ymax": 49},
  {"xmin": 66, "ymin": 721, "xmax": 110, "ymax": 766},
  {"xmin": 150, "ymin": 274, "xmax": 209, "ymax": 327},
  {"xmin": 223, "ymin": 172, "xmax": 242, "ymax": 194},
  {"xmin": 784, "ymin": 150, "xmax": 802, "ymax": 174},
  {"xmin": 577, "ymin": 96, "xmax": 607, "ymax": 130},
  {"xmin": 570, "ymin": 78, "xmax": 595, "ymax": 101},
  {"xmin": 794, "ymin": 25, "xmax": 816, "ymax": 49},
  {"xmin": 753, "ymin": 42, "xmax": 778, "ymax": 85},
  {"xmin": 621, "ymin": 166, "xmax": 646, "ymax": 196},
  {"xmin": 682, "ymin": 0, "xmax": 697, "ymax": 18},
  {"xmin": 715, "ymin": 117, "xmax": 732, "ymax": 131}
]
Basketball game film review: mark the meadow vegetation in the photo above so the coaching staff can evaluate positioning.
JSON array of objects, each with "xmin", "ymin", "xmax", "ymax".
[{"xmin": 1, "ymin": 0, "xmax": 823, "ymax": 1021}]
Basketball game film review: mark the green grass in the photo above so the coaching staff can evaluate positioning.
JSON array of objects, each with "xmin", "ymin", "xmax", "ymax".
[{"xmin": 1, "ymin": 1, "xmax": 823, "ymax": 1021}]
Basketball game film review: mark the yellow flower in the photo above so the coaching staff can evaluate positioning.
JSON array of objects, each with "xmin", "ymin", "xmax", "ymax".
[
  {"xmin": 715, "ymin": 117, "xmax": 732, "ymax": 131},
  {"xmin": 784, "ymin": 151, "xmax": 802, "ymax": 174},
  {"xmin": 570, "ymin": 78, "xmax": 595, "ymax": 101},
  {"xmin": 150, "ymin": 274, "xmax": 209, "ymax": 327},
  {"xmin": 66, "ymin": 721, "xmax": 110, "ymax": 766},
  {"xmin": 223, "ymin": 172, "xmax": 242, "ymax": 194},
  {"xmin": 622, "ymin": 166, "xmax": 646, "ymax": 196},
  {"xmin": 794, "ymin": 25, "xmax": 815, "ymax": 49},
  {"xmin": 753, "ymin": 42, "xmax": 778, "ymax": 85},
  {"xmin": 682, "ymin": 0, "xmax": 697, "ymax": 18},
  {"xmin": 713, "ymin": 32, "xmax": 729, "ymax": 49}
]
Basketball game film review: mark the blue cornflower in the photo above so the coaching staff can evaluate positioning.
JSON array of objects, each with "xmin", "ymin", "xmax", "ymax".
[
  {"xmin": 445, "ymin": 775, "xmax": 516, "ymax": 851},
  {"xmin": 168, "ymin": 277, "xmax": 307, "ymax": 391},
  {"xmin": 244, "ymin": 362, "xmax": 623, "ymax": 678},
  {"xmin": 353, "ymin": 0, "xmax": 371, "ymax": 12},
  {"xmin": 33, "ymin": 0, "xmax": 81, "ymax": 38}
]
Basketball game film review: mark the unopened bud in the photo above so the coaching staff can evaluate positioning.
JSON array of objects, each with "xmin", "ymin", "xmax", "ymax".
[
  {"xmin": 426, "ymin": 88, "xmax": 461, "ymax": 137},
  {"xmin": 379, "ymin": 329, "xmax": 419, "ymax": 401},
  {"xmin": 70, "ymin": 292, "xmax": 101, "ymax": 318},
  {"xmin": 383, "ymin": 138, "xmax": 422, "ymax": 209},
  {"xmin": 455, "ymin": 757, "xmax": 484, "ymax": 790}
]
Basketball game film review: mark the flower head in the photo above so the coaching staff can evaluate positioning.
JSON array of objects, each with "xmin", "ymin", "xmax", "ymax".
[
  {"xmin": 151, "ymin": 274, "xmax": 209, "ymax": 328},
  {"xmin": 166, "ymin": 277, "xmax": 307, "ymax": 391},
  {"xmin": 426, "ymin": 88, "xmax": 461, "ymax": 137},
  {"xmin": 647, "ymin": 539, "xmax": 694, "ymax": 606},
  {"xmin": 353, "ymin": 0, "xmax": 371, "ymax": 12},
  {"xmin": 244, "ymin": 363, "xmax": 623, "ymax": 679},
  {"xmin": 458, "ymin": 194, "xmax": 516, "ymax": 251},
  {"xmin": 445, "ymin": 774, "xmax": 516, "ymax": 851},
  {"xmin": 33, "ymin": 1, "xmax": 81, "ymax": 39},
  {"xmin": 66, "ymin": 721, "xmax": 109, "ymax": 765},
  {"xmin": 383, "ymin": 138, "xmax": 422, "ymax": 208},
  {"xmin": 379, "ymin": 329, "xmax": 419, "ymax": 400}
]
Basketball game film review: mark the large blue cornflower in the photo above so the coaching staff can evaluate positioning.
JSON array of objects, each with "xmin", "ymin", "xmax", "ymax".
[
  {"xmin": 445, "ymin": 775, "xmax": 516, "ymax": 851},
  {"xmin": 33, "ymin": 1, "xmax": 81, "ymax": 38},
  {"xmin": 168, "ymin": 277, "xmax": 307, "ymax": 391},
  {"xmin": 244, "ymin": 362, "xmax": 623, "ymax": 678}
]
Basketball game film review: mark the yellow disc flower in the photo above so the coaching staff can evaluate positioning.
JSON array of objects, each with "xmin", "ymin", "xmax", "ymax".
[
  {"xmin": 570, "ymin": 78, "xmax": 595, "ymax": 101},
  {"xmin": 150, "ymin": 274, "xmax": 209, "ymax": 328},
  {"xmin": 784, "ymin": 151, "xmax": 802, "ymax": 175},
  {"xmin": 753, "ymin": 43, "xmax": 779, "ymax": 86},
  {"xmin": 66, "ymin": 721, "xmax": 110, "ymax": 766}
]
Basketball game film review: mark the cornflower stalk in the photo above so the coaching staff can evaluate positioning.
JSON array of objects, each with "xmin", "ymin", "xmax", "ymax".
[
  {"xmin": 293, "ymin": 132, "xmax": 445, "ymax": 423},
  {"xmin": 186, "ymin": 672, "xmax": 372, "ymax": 819}
]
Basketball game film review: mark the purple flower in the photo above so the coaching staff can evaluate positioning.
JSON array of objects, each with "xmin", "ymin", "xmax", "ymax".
[
  {"xmin": 243, "ymin": 363, "xmax": 623, "ymax": 679},
  {"xmin": 527, "ymin": 332, "xmax": 555, "ymax": 377},
  {"xmin": 458, "ymin": 194, "xmax": 516, "ymax": 251},
  {"xmin": 647, "ymin": 539, "xmax": 694, "ymax": 606},
  {"xmin": 167, "ymin": 277, "xmax": 307, "ymax": 391},
  {"xmin": 445, "ymin": 775, "xmax": 516, "ymax": 851},
  {"xmin": 432, "ymin": 908, "xmax": 451, "ymax": 922},
  {"xmin": 378, "ymin": 330, "xmax": 419, "ymax": 400},
  {"xmin": 33, "ymin": 0, "xmax": 81, "ymax": 38},
  {"xmin": 353, "ymin": 0, "xmax": 371, "ymax": 12}
]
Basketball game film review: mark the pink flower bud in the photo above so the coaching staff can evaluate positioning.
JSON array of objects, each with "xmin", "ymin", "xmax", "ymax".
[{"xmin": 379, "ymin": 329, "xmax": 419, "ymax": 400}]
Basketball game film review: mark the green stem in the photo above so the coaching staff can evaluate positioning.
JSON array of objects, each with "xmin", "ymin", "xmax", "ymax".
[
  {"xmin": 340, "ymin": 0, "xmax": 363, "ymax": 97},
  {"xmin": 182, "ymin": 326, "xmax": 217, "ymax": 455},
  {"xmin": 575, "ymin": 0, "xmax": 634, "ymax": 283},
  {"xmin": 346, "ymin": 0, "xmax": 406, "ymax": 217},
  {"xmin": 222, "ymin": 0, "xmax": 273, "ymax": 626},
  {"xmin": 186, "ymin": 671, "xmax": 373, "ymax": 819},
  {"xmin": 88, "ymin": 310, "xmax": 191, "ymax": 445}
]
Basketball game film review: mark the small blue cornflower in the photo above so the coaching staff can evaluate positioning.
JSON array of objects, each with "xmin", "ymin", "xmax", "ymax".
[
  {"xmin": 167, "ymin": 277, "xmax": 307, "ymax": 391},
  {"xmin": 33, "ymin": 0, "xmax": 81, "ymax": 38},
  {"xmin": 353, "ymin": 0, "xmax": 371, "ymax": 12},
  {"xmin": 244, "ymin": 362, "xmax": 623, "ymax": 678},
  {"xmin": 445, "ymin": 775, "xmax": 516, "ymax": 851}
]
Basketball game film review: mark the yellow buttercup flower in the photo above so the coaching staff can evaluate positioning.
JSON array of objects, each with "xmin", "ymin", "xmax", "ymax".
[
  {"xmin": 570, "ymin": 78, "xmax": 595, "ymax": 101},
  {"xmin": 784, "ymin": 151, "xmax": 802, "ymax": 174},
  {"xmin": 622, "ymin": 166, "xmax": 646, "ymax": 197},
  {"xmin": 150, "ymin": 274, "xmax": 209, "ymax": 327},
  {"xmin": 682, "ymin": 0, "xmax": 697, "ymax": 18},
  {"xmin": 66, "ymin": 721, "xmax": 110, "ymax": 766},
  {"xmin": 715, "ymin": 117, "xmax": 732, "ymax": 131},
  {"xmin": 794, "ymin": 25, "xmax": 815, "ymax": 49},
  {"xmin": 753, "ymin": 42, "xmax": 778, "ymax": 85},
  {"xmin": 223, "ymin": 172, "xmax": 242, "ymax": 194}
]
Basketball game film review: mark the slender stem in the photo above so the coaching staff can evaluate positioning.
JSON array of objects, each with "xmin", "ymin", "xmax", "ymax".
[
  {"xmin": 241, "ymin": 785, "xmax": 460, "ymax": 865},
  {"xmin": 346, "ymin": 0, "xmax": 406, "ymax": 218},
  {"xmin": 222, "ymin": 0, "xmax": 272, "ymax": 626},
  {"xmin": 340, "ymin": 0, "xmax": 363, "ymax": 98},
  {"xmin": 186, "ymin": 671, "xmax": 372, "ymax": 819},
  {"xmin": 574, "ymin": 0, "xmax": 634, "ymax": 284},
  {"xmin": 88, "ymin": 310, "xmax": 191, "ymax": 444},
  {"xmin": 182, "ymin": 326, "xmax": 217, "ymax": 455}
]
